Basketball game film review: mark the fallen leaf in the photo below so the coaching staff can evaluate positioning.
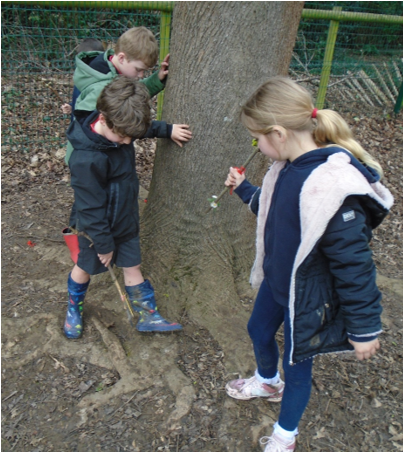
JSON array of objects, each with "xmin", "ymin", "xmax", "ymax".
[
  {"xmin": 313, "ymin": 427, "xmax": 329, "ymax": 439},
  {"xmin": 371, "ymin": 398, "xmax": 382, "ymax": 408}
]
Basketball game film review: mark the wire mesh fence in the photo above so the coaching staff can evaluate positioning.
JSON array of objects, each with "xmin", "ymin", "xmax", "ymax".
[
  {"xmin": 291, "ymin": 2, "xmax": 403, "ymax": 113},
  {"xmin": 1, "ymin": 1, "xmax": 171, "ymax": 160},
  {"xmin": 1, "ymin": 1, "xmax": 403, "ymax": 156}
]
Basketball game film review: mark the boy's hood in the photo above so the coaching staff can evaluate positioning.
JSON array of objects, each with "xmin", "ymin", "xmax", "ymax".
[
  {"xmin": 73, "ymin": 49, "xmax": 115, "ymax": 93},
  {"xmin": 67, "ymin": 110, "xmax": 122, "ymax": 153}
]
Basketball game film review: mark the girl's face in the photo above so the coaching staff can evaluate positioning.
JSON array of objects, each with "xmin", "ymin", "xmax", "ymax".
[{"xmin": 253, "ymin": 132, "xmax": 283, "ymax": 161}]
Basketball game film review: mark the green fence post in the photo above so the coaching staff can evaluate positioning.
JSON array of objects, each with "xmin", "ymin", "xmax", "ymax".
[
  {"xmin": 316, "ymin": 6, "xmax": 342, "ymax": 109},
  {"xmin": 156, "ymin": 10, "xmax": 172, "ymax": 120},
  {"xmin": 394, "ymin": 82, "xmax": 403, "ymax": 115}
]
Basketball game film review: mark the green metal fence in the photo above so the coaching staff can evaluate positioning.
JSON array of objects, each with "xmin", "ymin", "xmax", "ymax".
[
  {"xmin": 1, "ymin": 1, "xmax": 402, "ymax": 155},
  {"xmin": 293, "ymin": 2, "xmax": 403, "ymax": 113}
]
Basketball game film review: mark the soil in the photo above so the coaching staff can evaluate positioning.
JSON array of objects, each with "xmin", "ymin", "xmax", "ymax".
[{"xmin": 1, "ymin": 95, "xmax": 403, "ymax": 452}]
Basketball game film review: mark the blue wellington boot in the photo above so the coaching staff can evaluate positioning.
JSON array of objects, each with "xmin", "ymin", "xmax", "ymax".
[
  {"xmin": 63, "ymin": 274, "xmax": 90, "ymax": 339},
  {"xmin": 125, "ymin": 280, "xmax": 182, "ymax": 332}
]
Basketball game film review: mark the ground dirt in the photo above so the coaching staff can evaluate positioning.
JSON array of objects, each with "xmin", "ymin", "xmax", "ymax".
[{"xmin": 1, "ymin": 107, "xmax": 403, "ymax": 452}]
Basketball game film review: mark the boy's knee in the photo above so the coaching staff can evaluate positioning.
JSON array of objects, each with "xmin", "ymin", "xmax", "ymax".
[{"xmin": 71, "ymin": 265, "xmax": 90, "ymax": 284}]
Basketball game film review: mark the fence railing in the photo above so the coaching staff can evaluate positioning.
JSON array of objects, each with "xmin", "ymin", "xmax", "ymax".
[
  {"xmin": 296, "ymin": 5, "xmax": 403, "ymax": 112},
  {"xmin": 1, "ymin": 1, "xmax": 402, "ymax": 153}
]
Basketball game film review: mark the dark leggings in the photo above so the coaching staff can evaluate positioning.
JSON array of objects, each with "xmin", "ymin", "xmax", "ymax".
[{"xmin": 247, "ymin": 280, "xmax": 313, "ymax": 432}]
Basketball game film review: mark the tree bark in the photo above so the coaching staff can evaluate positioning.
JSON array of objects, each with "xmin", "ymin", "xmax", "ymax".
[{"xmin": 141, "ymin": 1, "xmax": 303, "ymax": 372}]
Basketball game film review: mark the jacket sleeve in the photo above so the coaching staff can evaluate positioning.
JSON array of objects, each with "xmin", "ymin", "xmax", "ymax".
[
  {"xmin": 142, "ymin": 120, "xmax": 172, "ymax": 139},
  {"xmin": 140, "ymin": 71, "xmax": 166, "ymax": 98},
  {"xmin": 74, "ymin": 80, "xmax": 110, "ymax": 113},
  {"xmin": 69, "ymin": 151, "xmax": 115, "ymax": 255},
  {"xmin": 234, "ymin": 179, "xmax": 261, "ymax": 215},
  {"xmin": 319, "ymin": 196, "xmax": 382, "ymax": 339}
]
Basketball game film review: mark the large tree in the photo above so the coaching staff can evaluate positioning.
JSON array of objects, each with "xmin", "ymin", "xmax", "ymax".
[{"xmin": 142, "ymin": 1, "xmax": 303, "ymax": 372}]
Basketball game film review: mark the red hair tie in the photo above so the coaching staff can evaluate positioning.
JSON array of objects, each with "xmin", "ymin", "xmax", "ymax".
[{"xmin": 311, "ymin": 108, "xmax": 318, "ymax": 119}]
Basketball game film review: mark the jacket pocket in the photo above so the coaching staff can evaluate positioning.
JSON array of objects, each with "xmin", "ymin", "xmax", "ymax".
[{"xmin": 320, "ymin": 283, "xmax": 339, "ymax": 325}]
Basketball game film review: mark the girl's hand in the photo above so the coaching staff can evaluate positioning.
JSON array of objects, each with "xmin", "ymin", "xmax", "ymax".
[
  {"xmin": 348, "ymin": 338, "xmax": 380, "ymax": 360},
  {"xmin": 225, "ymin": 167, "xmax": 246, "ymax": 190},
  {"xmin": 61, "ymin": 103, "xmax": 72, "ymax": 114},
  {"xmin": 158, "ymin": 54, "xmax": 170, "ymax": 81},
  {"xmin": 171, "ymin": 124, "xmax": 192, "ymax": 147},
  {"xmin": 98, "ymin": 251, "xmax": 113, "ymax": 267}
]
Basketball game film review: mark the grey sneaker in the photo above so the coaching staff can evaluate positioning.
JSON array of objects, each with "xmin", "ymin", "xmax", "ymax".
[
  {"xmin": 225, "ymin": 375, "xmax": 284, "ymax": 402},
  {"xmin": 260, "ymin": 433, "xmax": 296, "ymax": 452}
]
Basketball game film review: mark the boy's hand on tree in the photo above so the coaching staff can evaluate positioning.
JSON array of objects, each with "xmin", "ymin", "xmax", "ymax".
[
  {"xmin": 225, "ymin": 167, "xmax": 246, "ymax": 190},
  {"xmin": 348, "ymin": 338, "xmax": 380, "ymax": 360},
  {"xmin": 158, "ymin": 54, "xmax": 170, "ymax": 81},
  {"xmin": 98, "ymin": 251, "xmax": 113, "ymax": 268},
  {"xmin": 171, "ymin": 124, "xmax": 192, "ymax": 147},
  {"xmin": 62, "ymin": 103, "xmax": 72, "ymax": 114}
]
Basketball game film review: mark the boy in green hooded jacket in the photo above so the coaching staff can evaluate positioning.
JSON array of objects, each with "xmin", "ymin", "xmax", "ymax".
[{"xmin": 64, "ymin": 26, "xmax": 191, "ymax": 163}]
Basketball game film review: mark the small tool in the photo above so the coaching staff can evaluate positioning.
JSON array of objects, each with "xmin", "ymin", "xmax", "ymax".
[
  {"xmin": 229, "ymin": 166, "xmax": 246, "ymax": 195},
  {"xmin": 206, "ymin": 142, "xmax": 259, "ymax": 214}
]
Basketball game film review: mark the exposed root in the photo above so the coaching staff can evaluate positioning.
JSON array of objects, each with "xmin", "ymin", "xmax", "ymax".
[{"xmin": 164, "ymin": 368, "xmax": 196, "ymax": 432}]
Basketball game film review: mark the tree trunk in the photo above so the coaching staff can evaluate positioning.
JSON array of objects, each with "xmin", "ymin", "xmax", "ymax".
[{"xmin": 141, "ymin": 1, "xmax": 303, "ymax": 372}]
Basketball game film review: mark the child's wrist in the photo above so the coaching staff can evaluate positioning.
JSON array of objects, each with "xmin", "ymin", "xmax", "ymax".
[{"xmin": 347, "ymin": 333, "xmax": 378, "ymax": 343}]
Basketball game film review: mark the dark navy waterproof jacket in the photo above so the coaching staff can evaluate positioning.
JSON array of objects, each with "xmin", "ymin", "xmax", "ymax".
[
  {"xmin": 235, "ymin": 147, "xmax": 393, "ymax": 364},
  {"xmin": 67, "ymin": 110, "xmax": 171, "ymax": 255}
]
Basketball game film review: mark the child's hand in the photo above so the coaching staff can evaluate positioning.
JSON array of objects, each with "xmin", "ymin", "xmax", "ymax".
[
  {"xmin": 61, "ymin": 103, "xmax": 72, "ymax": 115},
  {"xmin": 158, "ymin": 54, "xmax": 170, "ymax": 81},
  {"xmin": 98, "ymin": 251, "xmax": 113, "ymax": 267},
  {"xmin": 171, "ymin": 124, "xmax": 192, "ymax": 147},
  {"xmin": 225, "ymin": 167, "xmax": 246, "ymax": 191},
  {"xmin": 348, "ymin": 338, "xmax": 380, "ymax": 360}
]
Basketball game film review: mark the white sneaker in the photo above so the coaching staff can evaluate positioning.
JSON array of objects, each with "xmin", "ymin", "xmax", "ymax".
[
  {"xmin": 260, "ymin": 432, "xmax": 296, "ymax": 452},
  {"xmin": 225, "ymin": 375, "xmax": 284, "ymax": 401}
]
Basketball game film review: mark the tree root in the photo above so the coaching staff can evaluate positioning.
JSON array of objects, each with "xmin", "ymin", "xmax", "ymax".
[
  {"xmin": 77, "ymin": 314, "xmax": 195, "ymax": 429},
  {"xmin": 2, "ymin": 312, "xmax": 196, "ymax": 430}
]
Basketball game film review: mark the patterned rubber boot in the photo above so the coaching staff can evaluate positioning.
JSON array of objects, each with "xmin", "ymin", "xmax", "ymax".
[
  {"xmin": 63, "ymin": 274, "xmax": 90, "ymax": 339},
  {"xmin": 125, "ymin": 280, "xmax": 182, "ymax": 332}
]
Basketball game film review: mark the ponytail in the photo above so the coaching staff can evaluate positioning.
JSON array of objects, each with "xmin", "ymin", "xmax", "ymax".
[
  {"xmin": 315, "ymin": 109, "xmax": 383, "ymax": 177},
  {"xmin": 241, "ymin": 77, "xmax": 383, "ymax": 178}
]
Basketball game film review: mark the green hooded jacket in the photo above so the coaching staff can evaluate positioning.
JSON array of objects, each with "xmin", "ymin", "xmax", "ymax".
[{"xmin": 65, "ymin": 49, "xmax": 165, "ymax": 163}]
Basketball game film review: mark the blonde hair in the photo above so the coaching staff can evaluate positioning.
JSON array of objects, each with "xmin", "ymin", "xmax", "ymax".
[
  {"xmin": 115, "ymin": 27, "xmax": 159, "ymax": 68},
  {"xmin": 241, "ymin": 77, "xmax": 383, "ymax": 177}
]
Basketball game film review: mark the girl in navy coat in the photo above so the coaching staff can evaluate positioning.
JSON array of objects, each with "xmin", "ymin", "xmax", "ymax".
[{"xmin": 224, "ymin": 78, "xmax": 394, "ymax": 452}]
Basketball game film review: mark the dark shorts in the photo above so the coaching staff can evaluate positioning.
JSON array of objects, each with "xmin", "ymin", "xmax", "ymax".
[{"xmin": 77, "ymin": 235, "xmax": 142, "ymax": 275}]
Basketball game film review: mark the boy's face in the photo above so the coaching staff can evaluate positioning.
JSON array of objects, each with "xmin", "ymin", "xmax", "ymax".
[
  {"xmin": 104, "ymin": 128, "xmax": 132, "ymax": 145},
  {"xmin": 98, "ymin": 114, "xmax": 132, "ymax": 145},
  {"xmin": 116, "ymin": 52, "xmax": 149, "ymax": 79}
]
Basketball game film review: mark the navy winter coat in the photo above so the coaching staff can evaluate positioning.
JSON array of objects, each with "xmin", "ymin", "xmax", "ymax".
[
  {"xmin": 235, "ymin": 149, "xmax": 394, "ymax": 364},
  {"xmin": 67, "ymin": 110, "xmax": 171, "ymax": 255}
]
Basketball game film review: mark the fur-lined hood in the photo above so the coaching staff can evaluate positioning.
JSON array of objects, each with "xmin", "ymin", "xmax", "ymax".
[{"xmin": 250, "ymin": 151, "xmax": 394, "ymax": 289}]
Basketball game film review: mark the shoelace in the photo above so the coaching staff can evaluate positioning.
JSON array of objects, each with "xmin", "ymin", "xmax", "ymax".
[
  {"xmin": 240, "ymin": 376, "xmax": 259, "ymax": 390},
  {"xmin": 240, "ymin": 376, "xmax": 281, "ymax": 392},
  {"xmin": 259, "ymin": 435, "xmax": 294, "ymax": 452}
]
